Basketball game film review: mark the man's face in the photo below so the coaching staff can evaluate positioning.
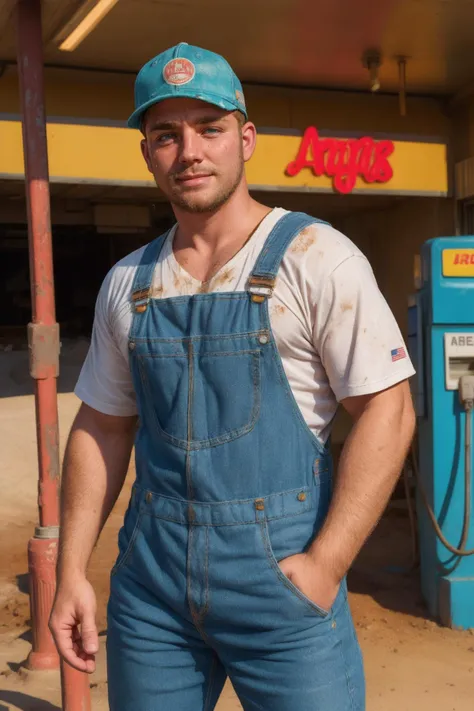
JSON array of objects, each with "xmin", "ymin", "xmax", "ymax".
[{"xmin": 140, "ymin": 98, "xmax": 255, "ymax": 213}]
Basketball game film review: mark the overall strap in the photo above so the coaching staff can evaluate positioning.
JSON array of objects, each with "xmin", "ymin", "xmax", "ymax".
[
  {"xmin": 248, "ymin": 212, "xmax": 329, "ymax": 303},
  {"xmin": 130, "ymin": 231, "xmax": 170, "ymax": 313}
]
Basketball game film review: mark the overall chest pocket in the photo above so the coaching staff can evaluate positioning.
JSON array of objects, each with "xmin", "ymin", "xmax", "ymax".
[{"xmin": 136, "ymin": 344, "xmax": 262, "ymax": 450}]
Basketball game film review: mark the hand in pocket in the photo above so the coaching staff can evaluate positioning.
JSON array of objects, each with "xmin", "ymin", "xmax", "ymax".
[{"xmin": 278, "ymin": 553, "xmax": 339, "ymax": 613}]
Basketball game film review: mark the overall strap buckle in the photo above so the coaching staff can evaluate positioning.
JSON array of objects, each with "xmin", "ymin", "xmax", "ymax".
[
  {"xmin": 129, "ymin": 231, "xmax": 170, "ymax": 315},
  {"xmin": 131, "ymin": 287, "xmax": 150, "ymax": 313},
  {"xmin": 248, "ymin": 275, "xmax": 276, "ymax": 303}
]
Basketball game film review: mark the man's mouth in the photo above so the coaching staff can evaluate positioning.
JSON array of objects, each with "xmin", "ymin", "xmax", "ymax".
[
  {"xmin": 174, "ymin": 173, "xmax": 213, "ymax": 186},
  {"xmin": 174, "ymin": 173, "xmax": 212, "ymax": 188}
]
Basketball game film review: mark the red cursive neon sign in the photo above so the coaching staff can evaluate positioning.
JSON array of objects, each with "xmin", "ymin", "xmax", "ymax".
[{"xmin": 286, "ymin": 127, "xmax": 395, "ymax": 194}]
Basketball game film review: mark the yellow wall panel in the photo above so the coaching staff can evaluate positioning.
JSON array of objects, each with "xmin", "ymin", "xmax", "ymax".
[{"xmin": 0, "ymin": 119, "xmax": 448, "ymax": 196}]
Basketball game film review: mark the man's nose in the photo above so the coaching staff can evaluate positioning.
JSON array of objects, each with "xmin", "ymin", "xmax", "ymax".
[{"xmin": 178, "ymin": 127, "xmax": 204, "ymax": 164}]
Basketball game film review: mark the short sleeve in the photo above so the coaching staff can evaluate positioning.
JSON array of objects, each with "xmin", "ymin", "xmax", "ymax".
[
  {"xmin": 314, "ymin": 255, "xmax": 415, "ymax": 402},
  {"xmin": 74, "ymin": 274, "xmax": 138, "ymax": 417}
]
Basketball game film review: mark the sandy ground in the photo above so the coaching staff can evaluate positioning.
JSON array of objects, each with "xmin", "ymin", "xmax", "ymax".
[{"xmin": 0, "ymin": 349, "xmax": 474, "ymax": 710}]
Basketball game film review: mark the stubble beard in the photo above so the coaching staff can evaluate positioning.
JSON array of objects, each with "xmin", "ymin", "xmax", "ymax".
[{"xmin": 168, "ymin": 155, "xmax": 244, "ymax": 215}]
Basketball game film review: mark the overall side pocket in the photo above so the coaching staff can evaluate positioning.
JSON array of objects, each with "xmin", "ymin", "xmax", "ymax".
[
  {"xmin": 259, "ymin": 518, "xmax": 330, "ymax": 618},
  {"xmin": 111, "ymin": 501, "xmax": 144, "ymax": 576}
]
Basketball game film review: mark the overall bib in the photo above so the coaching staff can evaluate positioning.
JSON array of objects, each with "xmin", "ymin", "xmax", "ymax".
[{"xmin": 107, "ymin": 212, "xmax": 365, "ymax": 710}]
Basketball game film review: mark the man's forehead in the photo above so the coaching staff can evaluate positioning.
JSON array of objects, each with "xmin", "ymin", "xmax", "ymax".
[{"xmin": 146, "ymin": 98, "xmax": 229, "ymax": 124}]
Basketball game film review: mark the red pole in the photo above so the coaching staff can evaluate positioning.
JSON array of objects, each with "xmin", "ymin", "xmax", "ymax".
[
  {"xmin": 16, "ymin": 0, "xmax": 60, "ymax": 672},
  {"xmin": 16, "ymin": 2, "xmax": 91, "ymax": 708}
]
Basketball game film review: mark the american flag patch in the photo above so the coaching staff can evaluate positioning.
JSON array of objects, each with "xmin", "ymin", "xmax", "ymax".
[{"xmin": 391, "ymin": 347, "xmax": 406, "ymax": 362}]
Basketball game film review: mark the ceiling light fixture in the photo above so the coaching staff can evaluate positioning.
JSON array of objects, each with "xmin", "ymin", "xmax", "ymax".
[
  {"xmin": 57, "ymin": 0, "xmax": 119, "ymax": 52},
  {"xmin": 362, "ymin": 49, "xmax": 382, "ymax": 93}
]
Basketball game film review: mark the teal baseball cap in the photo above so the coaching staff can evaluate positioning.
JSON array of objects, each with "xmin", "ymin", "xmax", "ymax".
[{"xmin": 128, "ymin": 42, "xmax": 247, "ymax": 130}]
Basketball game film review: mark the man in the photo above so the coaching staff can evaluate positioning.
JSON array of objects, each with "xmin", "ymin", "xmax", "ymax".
[{"xmin": 50, "ymin": 43, "xmax": 416, "ymax": 711}]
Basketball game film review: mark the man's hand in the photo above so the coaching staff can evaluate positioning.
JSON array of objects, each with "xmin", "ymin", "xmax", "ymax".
[
  {"xmin": 49, "ymin": 577, "xmax": 98, "ymax": 674},
  {"xmin": 278, "ymin": 553, "xmax": 340, "ymax": 612}
]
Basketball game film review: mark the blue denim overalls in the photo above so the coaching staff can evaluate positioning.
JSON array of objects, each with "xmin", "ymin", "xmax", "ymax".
[{"xmin": 107, "ymin": 212, "xmax": 365, "ymax": 710}]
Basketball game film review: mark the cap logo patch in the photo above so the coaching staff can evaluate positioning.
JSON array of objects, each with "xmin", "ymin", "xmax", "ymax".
[
  {"xmin": 235, "ymin": 90, "xmax": 246, "ymax": 108},
  {"xmin": 163, "ymin": 58, "xmax": 195, "ymax": 85}
]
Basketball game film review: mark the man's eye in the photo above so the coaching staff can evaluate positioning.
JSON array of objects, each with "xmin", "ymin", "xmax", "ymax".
[
  {"xmin": 157, "ymin": 133, "xmax": 175, "ymax": 144},
  {"xmin": 203, "ymin": 127, "xmax": 220, "ymax": 135}
]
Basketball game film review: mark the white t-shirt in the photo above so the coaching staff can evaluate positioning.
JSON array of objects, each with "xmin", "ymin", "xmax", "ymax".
[{"xmin": 75, "ymin": 208, "xmax": 415, "ymax": 443}]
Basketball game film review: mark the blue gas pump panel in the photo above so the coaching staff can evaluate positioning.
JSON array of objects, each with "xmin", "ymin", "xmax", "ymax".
[
  {"xmin": 426, "ymin": 239, "xmax": 474, "ymax": 326},
  {"xmin": 408, "ymin": 239, "xmax": 474, "ymax": 412},
  {"xmin": 414, "ymin": 236, "xmax": 474, "ymax": 629}
]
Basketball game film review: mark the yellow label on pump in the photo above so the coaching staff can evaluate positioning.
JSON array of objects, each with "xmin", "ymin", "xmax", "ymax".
[{"xmin": 442, "ymin": 249, "xmax": 474, "ymax": 276}]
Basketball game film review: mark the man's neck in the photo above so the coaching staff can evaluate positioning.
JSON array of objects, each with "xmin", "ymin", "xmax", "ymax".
[
  {"xmin": 170, "ymin": 184, "xmax": 272, "ymax": 283},
  {"xmin": 173, "ymin": 184, "xmax": 271, "ymax": 252}
]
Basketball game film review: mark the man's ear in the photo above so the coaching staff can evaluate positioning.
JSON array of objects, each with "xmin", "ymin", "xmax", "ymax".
[{"xmin": 242, "ymin": 121, "xmax": 257, "ymax": 163}]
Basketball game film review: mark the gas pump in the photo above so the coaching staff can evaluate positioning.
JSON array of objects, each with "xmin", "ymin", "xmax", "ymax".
[{"xmin": 408, "ymin": 237, "xmax": 474, "ymax": 629}]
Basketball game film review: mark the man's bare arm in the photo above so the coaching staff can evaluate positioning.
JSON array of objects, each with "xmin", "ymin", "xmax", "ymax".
[
  {"xmin": 50, "ymin": 403, "xmax": 137, "ymax": 673},
  {"xmin": 280, "ymin": 380, "xmax": 416, "ymax": 610},
  {"xmin": 57, "ymin": 403, "xmax": 137, "ymax": 580},
  {"xmin": 308, "ymin": 380, "xmax": 416, "ymax": 581},
  {"xmin": 309, "ymin": 382, "xmax": 415, "ymax": 580}
]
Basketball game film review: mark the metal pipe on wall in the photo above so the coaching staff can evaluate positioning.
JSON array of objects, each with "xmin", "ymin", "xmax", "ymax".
[{"xmin": 398, "ymin": 57, "xmax": 407, "ymax": 117}]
